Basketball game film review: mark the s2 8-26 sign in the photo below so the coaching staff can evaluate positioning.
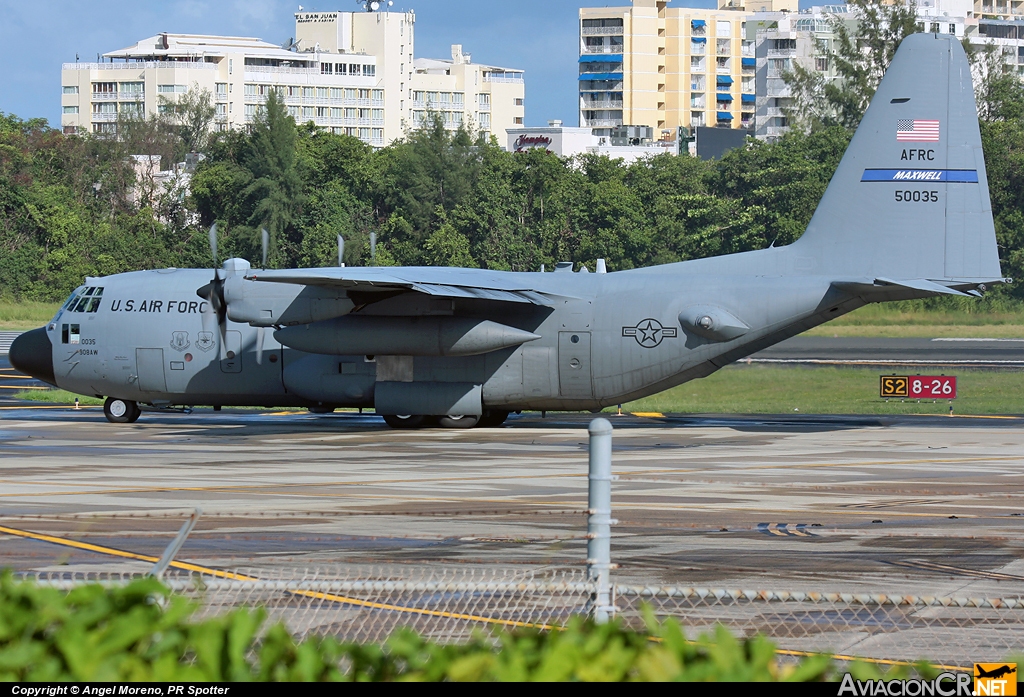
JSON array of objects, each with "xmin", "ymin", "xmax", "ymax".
[{"xmin": 880, "ymin": 375, "xmax": 957, "ymax": 399}]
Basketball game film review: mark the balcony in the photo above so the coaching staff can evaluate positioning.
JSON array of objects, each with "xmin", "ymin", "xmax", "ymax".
[
  {"xmin": 767, "ymin": 48, "xmax": 796, "ymax": 58},
  {"xmin": 581, "ymin": 45, "xmax": 623, "ymax": 54},
  {"xmin": 91, "ymin": 112, "xmax": 118, "ymax": 122},
  {"xmin": 118, "ymin": 92, "xmax": 144, "ymax": 101},
  {"xmin": 91, "ymin": 92, "xmax": 118, "ymax": 101},
  {"xmin": 65, "ymin": 61, "xmax": 216, "ymax": 71},
  {"xmin": 483, "ymin": 74, "xmax": 524, "ymax": 83},
  {"xmin": 763, "ymin": 107, "xmax": 786, "ymax": 117},
  {"xmin": 765, "ymin": 126, "xmax": 788, "ymax": 136},
  {"xmin": 583, "ymin": 118, "xmax": 622, "ymax": 128},
  {"xmin": 581, "ymin": 26, "xmax": 624, "ymax": 36},
  {"xmin": 581, "ymin": 98, "xmax": 623, "ymax": 108}
]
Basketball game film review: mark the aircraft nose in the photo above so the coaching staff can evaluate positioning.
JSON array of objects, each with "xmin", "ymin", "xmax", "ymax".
[{"xmin": 9, "ymin": 327, "xmax": 55, "ymax": 386}]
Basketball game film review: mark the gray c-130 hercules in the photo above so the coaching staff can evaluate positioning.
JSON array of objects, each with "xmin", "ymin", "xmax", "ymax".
[{"xmin": 10, "ymin": 35, "xmax": 1007, "ymax": 428}]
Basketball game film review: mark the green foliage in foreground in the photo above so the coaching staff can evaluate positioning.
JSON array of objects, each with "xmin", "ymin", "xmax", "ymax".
[{"xmin": 0, "ymin": 572, "xmax": 922, "ymax": 682}]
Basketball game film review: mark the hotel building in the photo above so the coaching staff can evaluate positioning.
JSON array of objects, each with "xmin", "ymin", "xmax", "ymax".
[{"xmin": 60, "ymin": 8, "xmax": 524, "ymax": 147}]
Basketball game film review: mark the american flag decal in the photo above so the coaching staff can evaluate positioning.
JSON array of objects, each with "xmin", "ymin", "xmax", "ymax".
[{"xmin": 897, "ymin": 119, "xmax": 940, "ymax": 142}]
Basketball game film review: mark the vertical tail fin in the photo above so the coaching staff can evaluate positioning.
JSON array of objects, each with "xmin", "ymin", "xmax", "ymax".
[{"xmin": 793, "ymin": 33, "xmax": 1002, "ymax": 284}]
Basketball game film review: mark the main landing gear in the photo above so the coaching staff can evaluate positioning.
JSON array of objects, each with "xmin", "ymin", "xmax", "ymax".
[
  {"xmin": 103, "ymin": 397, "xmax": 141, "ymax": 424},
  {"xmin": 381, "ymin": 410, "xmax": 510, "ymax": 430}
]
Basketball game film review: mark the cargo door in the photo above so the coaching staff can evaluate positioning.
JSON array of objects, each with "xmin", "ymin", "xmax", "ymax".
[
  {"xmin": 135, "ymin": 348, "xmax": 166, "ymax": 393},
  {"xmin": 558, "ymin": 331, "xmax": 592, "ymax": 398}
]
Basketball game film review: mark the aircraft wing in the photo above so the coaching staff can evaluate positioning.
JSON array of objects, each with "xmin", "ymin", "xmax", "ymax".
[{"xmin": 244, "ymin": 267, "xmax": 561, "ymax": 306}]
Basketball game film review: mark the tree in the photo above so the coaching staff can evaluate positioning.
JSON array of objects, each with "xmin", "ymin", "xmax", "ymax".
[
  {"xmin": 240, "ymin": 90, "xmax": 304, "ymax": 265},
  {"xmin": 784, "ymin": 0, "xmax": 920, "ymax": 131}
]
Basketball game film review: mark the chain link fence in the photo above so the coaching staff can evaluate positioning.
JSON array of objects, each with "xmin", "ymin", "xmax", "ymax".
[{"xmin": 23, "ymin": 567, "xmax": 1024, "ymax": 668}]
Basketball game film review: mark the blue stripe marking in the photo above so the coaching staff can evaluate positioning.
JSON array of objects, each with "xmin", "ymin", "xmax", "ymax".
[{"xmin": 861, "ymin": 169, "xmax": 979, "ymax": 183}]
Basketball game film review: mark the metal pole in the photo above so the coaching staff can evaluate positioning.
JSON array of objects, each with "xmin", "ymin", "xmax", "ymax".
[
  {"xmin": 587, "ymin": 417, "xmax": 615, "ymax": 623},
  {"xmin": 149, "ymin": 509, "xmax": 201, "ymax": 580}
]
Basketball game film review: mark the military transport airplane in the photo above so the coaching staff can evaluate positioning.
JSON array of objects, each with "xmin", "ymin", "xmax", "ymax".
[{"xmin": 9, "ymin": 34, "xmax": 1006, "ymax": 428}]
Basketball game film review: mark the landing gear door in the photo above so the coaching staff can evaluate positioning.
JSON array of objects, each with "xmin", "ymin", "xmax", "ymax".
[
  {"xmin": 558, "ymin": 331, "xmax": 593, "ymax": 398},
  {"xmin": 220, "ymin": 330, "xmax": 242, "ymax": 373}
]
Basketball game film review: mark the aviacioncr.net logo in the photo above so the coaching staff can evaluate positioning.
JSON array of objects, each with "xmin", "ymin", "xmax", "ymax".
[{"xmin": 838, "ymin": 672, "xmax": 973, "ymax": 696}]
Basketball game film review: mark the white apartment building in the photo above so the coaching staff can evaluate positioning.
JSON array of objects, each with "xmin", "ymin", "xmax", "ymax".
[
  {"xmin": 60, "ymin": 8, "xmax": 524, "ymax": 148},
  {"xmin": 754, "ymin": 0, "xmax": 1024, "ymax": 140},
  {"xmin": 412, "ymin": 45, "xmax": 524, "ymax": 142}
]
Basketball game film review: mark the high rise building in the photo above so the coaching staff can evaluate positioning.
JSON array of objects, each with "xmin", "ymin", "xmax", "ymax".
[
  {"xmin": 577, "ymin": 0, "xmax": 798, "ymax": 137},
  {"xmin": 60, "ymin": 8, "xmax": 524, "ymax": 147}
]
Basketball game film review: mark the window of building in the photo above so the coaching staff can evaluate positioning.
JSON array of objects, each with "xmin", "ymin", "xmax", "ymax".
[
  {"xmin": 244, "ymin": 104, "xmax": 256, "ymax": 117},
  {"xmin": 317, "ymin": 87, "xmax": 329, "ymax": 99},
  {"xmin": 513, "ymin": 116, "xmax": 523, "ymax": 124},
  {"xmin": 372, "ymin": 108, "xmax": 384, "ymax": 120},
  {"xmin": 514, "ymin": 97, "xmax": 524, "ymax": 106},
  {"xmin": 772, "ymin": 39, "xmax": 796, "ymax": 50},
  {"xmin": 930, "ymin": 22, "xmax": 940, "ymax": 33},
  {"xmin": 949, "ymin": 24, "xmax": 957, "ymax": 34},
  {"xmin": 582, "ymin": 18, "xmax": 623, "ymax": 28},
  {"xmin": 359, "ymin": 108, "xmax": 370, "ymax": 120},
  {"xmin": 335, "ymin": 63, "xmax": 347, "ymax": 75},
  {"xmin": 63, "ymin": 125, "xmax": 77, "ymax": 135},
  {"xmin": 321, "ymin": 63, "xmax": 333, "ymax": 74},
  {"xmin": 691, "ymin": 75, "xmax": 705, "ymax": 91},
  {"xmin": 302, "ymin": 87, "xmax": 314, "ymax": 99},
  {"xmin": 690, "ymin": 94, "xmax": 705, "ymax": 108},
  {"xmin": 363, "ymin": 64, "xmax": 375, "ymax": 77},
  {"xmin": 349, "ymin": 64, "xmax": 360, "ymax": 75},
  {"xmin": 692, "ymin": 39, "xmax": 705, "ymax": 55},
  {"xmin": 157, "ymin": 84, "xmax": 186, "ymax": 94},
  {"xmin": 63, "ymin": 105, "xmax": 79, "ymax": 114},
  {"xmin": 413, "ymin": 90, "xmax": 424, "ymax": 103},
  {"xmin": 119, "ymin": 102, "xmax": 142, "ymax": 115},
  {"xmin": 815, "ymin": 57, "xmax": 829, "ymax": 72},
  {"xmin": 302, "ymin": 106, "xmax": 315, "ymax": 119},
  {"xmin": 93, "ymin": 102, "xmax": 117, "ymax": 113},
  {"xmin": 716, "ymin": 21, "xmax": 732, "ymax": 37},
  {"xmin": 244, "ymin": 84, "xmax": 257, "ymax": 96},
  {"xmin": 716, "ymin": 56, "xmax": 730, "ymax": 70},
  {"xmin": 742, "ymin": 76, "xmax": 754, "ymax": 91},
  {"xmin": 479, "ymin": 93, "xmax": 490, "ymax": 106},
  {"xmin": 120, "ymin": 82, "xmax": 144, "ymax": 96},
  {"xmin": 691, "ymin": 111, "xmax": 705, "ymax": 127},
  {"xmin": 360, "ymin": 127, "xmax": 371, "ymax": 139},
  {"xmin": 717, "ymin": 39, "xmax": 731, "ymax": 56},
  {"xmin": 216, "ymin": 103, "xmax": 227, "ymax": 116},
  {"xmin": 372, "ymin": 128, "xmax": 383, "ymax": 141},
  {"xmin": 691, "ymin": 56, "xmax": 705, "ymax": 71},
  {"xmin": 768, "ymin": 58, "xmax": 791, "ymax": 76},
  {"xmin": 479, "ymin": 112, "xmax": 491, "ymax": 129},
  {"xmin": 93, "ymin": 82, "xmax": 116, "ymax": 95},
  {"xmin": 345, "ymin": 108, "xmax": 357, "ymax": 118},
  {"xmin": 372, "ymin": 89, "xmax": 384, "ymax": 100},
  {"xmin": 62, "ymin": 85, "xmax": 78, "ymax": 95},
  {"xmin": 215, "ymin": 83, "xmax": 228, "ymax": 97},
  {"xmin": 358, "ymin": 89, "xmax": 370, "ymax": 100},
  {"xmin": 93, "ymin": 122, "xmax": 117, "ymax": 134}
]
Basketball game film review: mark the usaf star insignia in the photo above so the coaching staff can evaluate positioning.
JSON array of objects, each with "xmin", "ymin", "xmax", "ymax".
[{"xmin": 622, "ymin": 319, "xmax": 677, "ymax": 348}]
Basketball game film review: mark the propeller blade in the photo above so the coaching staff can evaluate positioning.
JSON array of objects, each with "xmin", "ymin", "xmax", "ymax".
[
  {"xmin": 338, "ymin": 235, "xmax": 345, "ymax": 267},
  {"xmin": 261, "ymin": 227, "xmax": 269, "ymax": 268},
  {"xmin": 208, "ymin": 223, "xmax": 218, "ymax": 267},
  {"xmin": 255, "ymin": 327, "xmax": 265, "ymax": 365}
]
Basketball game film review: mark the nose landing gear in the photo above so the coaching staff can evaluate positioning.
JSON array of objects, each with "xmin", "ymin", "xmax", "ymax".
[{"xmin": 103, "ymin": 397, "xmax": 141, "ymax": 424}]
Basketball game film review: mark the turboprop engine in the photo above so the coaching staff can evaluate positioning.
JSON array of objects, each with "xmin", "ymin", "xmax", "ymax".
[{"xmin": 275, "ymin": 316, "xmax": 541, "ymax": 357}]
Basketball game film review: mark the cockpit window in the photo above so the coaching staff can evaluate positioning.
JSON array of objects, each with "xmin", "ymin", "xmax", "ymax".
[{"xmin": 68, "ymin": 286, "xmax": 105, "ymax": 313}]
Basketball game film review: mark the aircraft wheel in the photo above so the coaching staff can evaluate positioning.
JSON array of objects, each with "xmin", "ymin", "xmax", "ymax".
[
  {"xmin": 477, "ymin": 410, "xmax": 510, "ymax": 428},
  {"xmin": 437, "ymin": 414, "xmax": 481, "ymax": 429},
  {"xmin": 382, "ymin": 414, "xmax": 428, "ymax": 429},
  {"xmin": 309, "ymin": 405, "xmax": 337, "ymax": 414},
  {"xmin": 104, "ymin": 397, "xmax": 141, "ymax": 424}
]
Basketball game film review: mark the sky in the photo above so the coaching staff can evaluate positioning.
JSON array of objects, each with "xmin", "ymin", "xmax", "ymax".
[{"xmin": 0, "ymin": 0, "xmax": 726, "ymax": 128}]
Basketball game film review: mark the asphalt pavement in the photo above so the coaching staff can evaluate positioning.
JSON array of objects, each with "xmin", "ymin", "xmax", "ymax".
[{"xmin": 751, "ymin": 336, "xmax": 1024, "ymax": 367}]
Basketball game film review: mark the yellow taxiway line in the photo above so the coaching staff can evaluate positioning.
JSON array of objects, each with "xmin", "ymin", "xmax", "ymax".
[{"xmin": 0, "ymin": 523, "xmax": 556, "ymax": 630}]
